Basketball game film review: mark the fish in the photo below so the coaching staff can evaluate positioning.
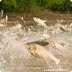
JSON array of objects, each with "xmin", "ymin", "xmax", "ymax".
[
  {"xmin": 70, "ymin": 23, "xmax": 72, "ymax": 28},
  {"xmin": 12, "ymin": 24, "xmax": 22, "ymax": 30},
  {"xmin": 25, "ymin": 43, "xmax": 60, "ymax": 69},
  {"xmin": 6, "ymin": 15, "xmax": 8, "ymax": 24},
  {"xmin": 6, "ymin": 32, "xmax": 17, "ymax": 36},
  {"xmin": 56, "ymin": 19, "xmax": 63, "ymax": 25},
  {"xmin": 17, "ymin": 16, "xmax": 28, "ymax": 31},
  {"xmin": 48, "ymin": 41, "xmax": 64, "ymax": 50},
  {"xmin": 33, "ymin": 17, "xmax": 47, "ymax": 28},
  {"xmin": 0, "ymin": 15, "xmax": 8, "ymax": 25},
  {"xmin": 59, "ymin": 26, "xmax": 68, "ymax": 32}
]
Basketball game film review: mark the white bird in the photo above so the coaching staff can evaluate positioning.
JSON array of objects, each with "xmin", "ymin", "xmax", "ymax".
[{"xmin": 33, "ymin": 17, "xmax": 47, "ymax": 28}]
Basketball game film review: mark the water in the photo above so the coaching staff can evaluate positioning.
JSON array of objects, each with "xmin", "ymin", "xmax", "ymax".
[{"xmin": 0, "ymin": 22, "xmax": 72, "ymax": 72}]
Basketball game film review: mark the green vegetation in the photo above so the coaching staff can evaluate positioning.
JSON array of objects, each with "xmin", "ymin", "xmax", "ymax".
[{"xmin": 0, "ymin": 0, "xmax": 72, "ymax": 12}]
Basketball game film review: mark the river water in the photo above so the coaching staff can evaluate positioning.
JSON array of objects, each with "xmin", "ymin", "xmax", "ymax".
[{"xmin": 0, "ymin": 21, "xmax": 72, "ymax": 72}]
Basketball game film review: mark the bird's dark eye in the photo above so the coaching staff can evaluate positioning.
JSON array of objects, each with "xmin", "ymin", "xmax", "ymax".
[{"xmin": 29, "ymin": 48, "xmax": 30, "ymax": 49}]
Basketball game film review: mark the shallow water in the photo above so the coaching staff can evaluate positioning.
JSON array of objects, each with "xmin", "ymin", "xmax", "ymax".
[{"xmin": 0, "ymin": 22, "xmax": 72, "ymax": 72}]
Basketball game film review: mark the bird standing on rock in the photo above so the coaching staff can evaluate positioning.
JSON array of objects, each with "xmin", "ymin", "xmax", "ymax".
[{"xmin": 25, "ymin": 43, "xmax": 60, "ymax": 69}]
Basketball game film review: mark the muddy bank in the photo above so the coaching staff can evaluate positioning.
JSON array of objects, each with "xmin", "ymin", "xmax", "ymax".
[{"xmin": 4, "ymin": 10, "xmax": 72, "ymax": 26}]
